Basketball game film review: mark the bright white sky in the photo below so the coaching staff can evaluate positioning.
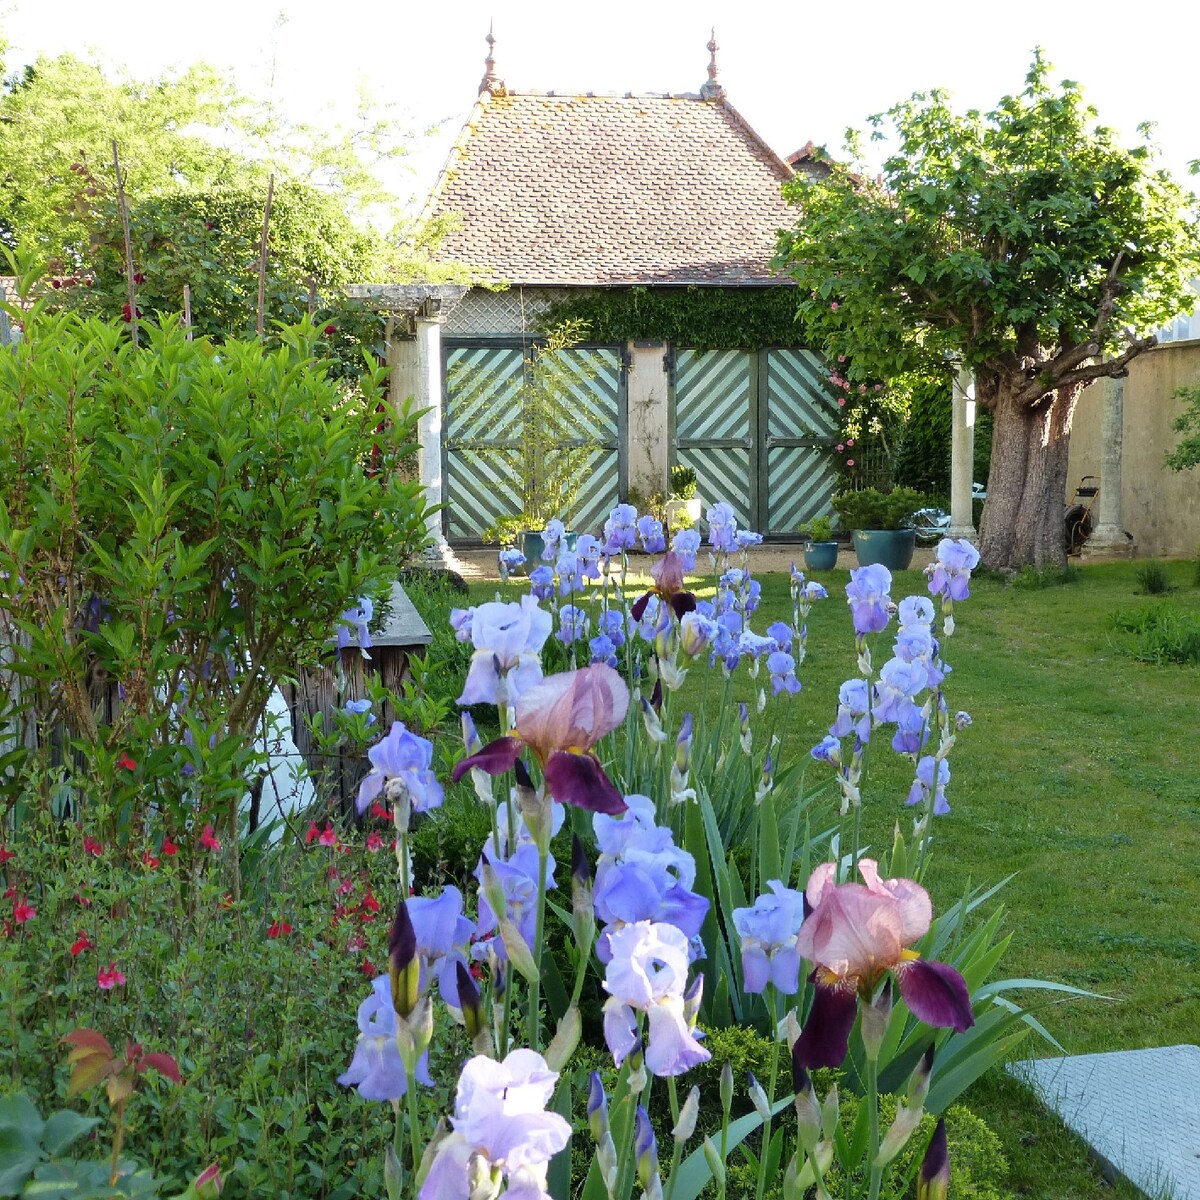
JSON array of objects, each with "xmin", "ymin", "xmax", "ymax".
[{"xmin": 3, "ymin": 0, "xmax": 1197, "ymax": 215}]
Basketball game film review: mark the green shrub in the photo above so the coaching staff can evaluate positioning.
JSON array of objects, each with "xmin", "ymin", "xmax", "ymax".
[
  {"xmin": 1111, "ymin": 604, "xmax": 1200, "ymax": 664},
  {"xmin": 1134, "ymin": 561, "xmax": 1174, "ymax": 595},
  {"xmin": 832, "ymin": 487, "xmax": 927, "ymax": 531},
  {"xmin": 670, "ymin": 465, "xmax": 699, "ymax": 500}
]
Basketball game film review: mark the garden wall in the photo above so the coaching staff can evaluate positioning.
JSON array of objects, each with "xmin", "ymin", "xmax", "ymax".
[{"xmin": 1068, "ymin": 339, "xmax": 1200, "ymax": 557}]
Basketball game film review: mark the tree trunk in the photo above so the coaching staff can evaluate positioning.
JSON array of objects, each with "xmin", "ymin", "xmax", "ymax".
[{"xmin": 978, "ymin": 376, "xmax": 1082, "ymax": 571}]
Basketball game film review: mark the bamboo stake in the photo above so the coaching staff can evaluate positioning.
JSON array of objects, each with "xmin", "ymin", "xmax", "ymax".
[
  {"xmin": 256, "ymin": 173, "xmax": 275, "ymax": 338},
  {"xmin": 182, "ymin": 284, "xmax": 193, "ymax": 341},
  {"xmin": 307, "ymin": 277, "xmax": 317, "ymax": 317},
  {"xmin": 111, "ymin": 139, "xmax": 138, "ymax": 347}
]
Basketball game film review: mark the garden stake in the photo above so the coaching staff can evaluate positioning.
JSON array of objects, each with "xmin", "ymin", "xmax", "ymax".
[
  {"xmin": 111, "ymin": 139, "xmax": 138, "ymax": 347},
  {"xmin": 256, "ymin": 173, "xmax": 275, "ymax": 338}
]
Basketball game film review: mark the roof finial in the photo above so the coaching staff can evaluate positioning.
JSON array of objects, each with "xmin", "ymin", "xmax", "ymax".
[
  {"xmin": 700, "ymin": 27, "xmax": 725, "ymax": 100},
  {"xmin": 479, "ymin": 21, "xmax": 505, "ymax": 97}
]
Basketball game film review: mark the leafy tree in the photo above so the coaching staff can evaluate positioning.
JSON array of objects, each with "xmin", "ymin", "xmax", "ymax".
[
  {"xmin": 774, "ymin": 54, "xmax": 1200, "ymax": 568},
  {"xmin": 1166, "ymin": 384, "xmax": 1200, "ymax": 471}
]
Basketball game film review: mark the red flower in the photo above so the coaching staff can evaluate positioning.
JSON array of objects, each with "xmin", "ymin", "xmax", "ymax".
[
  {"xmin": 0, "ymin": 845, "xmax": 14, "ymax": 863},
  {"xmin": 75, "ymin": 890, "xmax": 92, "ymax": 907},
  {"xmin": 121, "ymin": 303, "xmax": 142, "ymax": 323},
  {"xmin": 360, "ymin": 889, "xmax": 381, "ymax": 915},
  {"xmin": 346, "ymin": 932, "xmax": 366, "ymax": 952},
  {"xmin": 305, "ymin": 822, "xmax": 319, "ymax": 845},
  {"xmin": 117, "ymin": 753, "xmax": 137, "ymax": 771},
  {"xmin": 267, "ymin": 920, "xmax": 293, "ymax": 938},
  {"xmin": 318, "ymin": 823, "xmax": 339, "ymax": 848},
  {"xmin": 142, "ymin": 850, "xmax": 160, "ymax": 870},
  {"xmin": 70, "ymin": 933, "xmax": 92, "ymax": 956},
  {"xmin": 161, "ymin": 836, "xmax": 179, "ymax": 857},
  {"xmin": 370, "ymin": 801, "xmax": 389, "ymax": 821},
  {"xmin": 131, "ymin": 272, "xmax": 145, "ymax": 285},
  {"xmin": 83, "ymin": 836, "xmax": 104, "ymax": 857},
  {"xmin": 360, "ymin": 958, "xmax": 375, "ymax": 976},
  {"xmin": 365, "ymin": 831, "xmax": 385, "ymax": 853},
  {"xmin": 199, "ymin": 824, "xmax": 221, "ymax": 852},
  {"xmin": 97, "ymin": 962, "xmax": 126, "ymax": 989},
  {"xmin": 13, "ymin": 898, "xmax": 36, "ymax": 924},
  {"xmin": 337, "ymin": 878, "xmax": 355, "ymax": 896},
  {"xmin": 323, "ymin": 324, "xmax": 337, "ymax": 336}
]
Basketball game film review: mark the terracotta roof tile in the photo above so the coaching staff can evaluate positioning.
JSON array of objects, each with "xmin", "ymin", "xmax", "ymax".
[{"xmin": 427, "ymin": 92, "xmax": 796, "ymax": 286}]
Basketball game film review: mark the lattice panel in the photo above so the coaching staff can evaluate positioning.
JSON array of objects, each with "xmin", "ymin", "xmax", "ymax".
[
  {"xmin": 766, "ymin": 349, "xmax": 841, "ymax": 439},
  {"xmin": 674, "ymin": 350, "xmax": 752, "ymax": 441},
  {"xmin": 443, "ymin": 287, "xmax": 580, "ymax": 336},
  {"xmin": 766, "ymin": 446, "xmax": 839, "ymax": 535},
  {"xmin": 677, "ymin": 447, "xmax": 752, "ymax": 530},
  {"xmin": 443, "ymin": 341, "xmax": 622, "ymax": 543}
]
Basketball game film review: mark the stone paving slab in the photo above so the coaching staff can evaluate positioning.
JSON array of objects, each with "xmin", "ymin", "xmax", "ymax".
[{"xmin": 1010, "ymin": 1046, "xmax": 1200, "ymax": 1199}]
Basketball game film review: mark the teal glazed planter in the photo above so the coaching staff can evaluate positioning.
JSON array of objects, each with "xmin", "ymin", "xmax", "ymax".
[
  {"xmin": 518, "ymin": 530, "xmax": 577, "ymax": 568},
  {"xmin": 852, "ymin": 529, "xmax": 916, "ymax": 571},
  {"xmin": 802, "ymin": 541, "xmax": 839, "ymax": 571}
]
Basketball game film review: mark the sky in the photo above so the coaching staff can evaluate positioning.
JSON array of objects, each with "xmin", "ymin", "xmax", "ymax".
[{"xmin": 2, "ymin": 0, "xmax": 1198, "ymax": 215}]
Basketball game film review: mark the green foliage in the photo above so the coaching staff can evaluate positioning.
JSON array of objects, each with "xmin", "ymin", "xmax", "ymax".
[
  {"xmin": 1008, "ymin": 565, "xmax": 1079, "ymax": 590},
  {"xmin": 891, "ymin": 376, "xmax": 952, "ymax": 494},
  {"xmin": 1165, "ymin": 383, "xmax": 1200, "ymax": 471},
  {"xmin": 0, "ymin": 262, "xmax": 428, "ymax": 854},
  {"xmin": 669, "ymin": 465, "xmax": 699, "ymax": 500},
  {"xmin": 539, "ymin": 286, "xmax": 802, "ymax": 352},
  {"xmin": 1111, "ymin": 603, "xmax": 1200, "ymax": 664},
  {"xmin": 800, "ymin": 515, "xmax": 835, "ymax": 542},
  {"xmin": 831, "ymin": 487, "xmax": 926, "ymax": 531},
  {"xmin": 774, "ymin": 53, "xmax": 1200, "ymax": 385},
  {"xmin": 1134, "ymin": 561, "xmax": 1174, "ymax": 595}
]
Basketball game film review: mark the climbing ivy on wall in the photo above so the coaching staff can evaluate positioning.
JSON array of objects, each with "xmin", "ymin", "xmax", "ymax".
[{"xmin": 538, "ymin": 285, "xmax": 804, "ymax": 351}]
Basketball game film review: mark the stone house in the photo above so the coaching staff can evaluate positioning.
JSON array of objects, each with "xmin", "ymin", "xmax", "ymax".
[{"xmin": 358, "ymin": 34, "xmax": 844, "ymax": 547}]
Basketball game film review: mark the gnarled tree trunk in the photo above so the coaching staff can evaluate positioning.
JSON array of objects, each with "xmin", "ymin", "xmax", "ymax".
[{"xmin": 978, "ymin": 373, "xmax": 1082, "ymax": 571}]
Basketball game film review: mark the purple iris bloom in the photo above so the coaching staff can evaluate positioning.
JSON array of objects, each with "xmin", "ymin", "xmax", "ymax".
[
  {"xmin": 638, "ymin": 515, "xmax": 666, "ymax": 553},
  {"xmin": 927, "ymin": 538, "xmax": 981, "ymax": 601},
  {"xmin": 556, "ymin": 551, "xmax": 586, "ymax": 596},
  {"xmin": 830, "ymin": 678, "xmax": 871, "ymax": 742},
  {"xmin": 738, "ymin": 630, "xmax": 776, "ymax": 661},
  {"xmin": 802, "ymin": 581, "xmax": 828, "ymax": 602},
  {"xmin": 336, "ymin": 597, "xmax": 373, "ymax": 654},
  {"xmin": 907, "ymin": 755, "xmax": 951, "ymax": 815},
  {"xmin": 557, "ymin": 604, "xmax": 590, "ymax": 646},
  {"xmin": 872, "ymin": 657, "xmax": 928, "ymax": 723},
  {"xmin": 898, "ymin": 596, "xmax": 935, "ymax": 626},
  {"xmin": 891, "ymin": 700, "xmax": 930, "ymax": 755},
  {"xmin": 846, "ymin": 564, "xmax": 893, "ymax": 634},
  {"xmin": 541, "ymin": 519, "xmax": 566, "ymax": 562},
  {"xmin": 589, "ymin": 633, "xmax": 618, "ymax": 668},
  {"xmin": 420, "ymin": 1050, "xmax": 571, "ymax": 1200},
  {"xmin": 449, "ymin": 606, "xmax": 474, "ymax": 642},
  {"xmin": 528, "ymin": 565, "xmax": 555, "ymax": 601},
  {"xmin": 602, "ymin": 921, "xmax": 710, "ymax": 1077},
  {"xmin": 768, "ymin": 621, "xmax": 794, "ymax": 652},
  {"xmin": 473, "ymin": 841, "xmax": 557, "ymax": 962},
  {"xmin": 344, "ymin": 698, "xmax": 376, "ymax": 726},
  {"xmin": 733, "ymin": 880, "xmax": 807, "ymax": 994},
  {"xmin": 735, "ymin": 530, "xmax": 763, "ymax": 550},
  {"xmin": 707, "ymin": 502, "xmax": 738, "ymax": 553},
  {"xmin": 811, "ymin": 734, "xmax": 841, "ymax": 764},
  {"xmin": 338, "ymin": 975, "xmax": 433, "ymax": 1101},
  {"xmin": 409, "ymin": 886, "xmax": 475, "ymax": 1005},
  {"xmin": 356, "ymin": 722, "xmax": 443, "ymax": 815},
  {"xmin": 679, "ymin": 611, "xmax": 717, "ymax": 658},
  {"xmin": 767, "ymin": 650, "xmax": 801, "ymax": 696},
  {"xmin": 457, "ymin": 596, "xmax": 553, "ymax": 706},
  {"xmin": 603, "ymin": 504, "xmax": 639, "ymax": 553},
  {"xmin": 671, "ymin": 528, "xmax": 701, "ymax": 572},
  {"xmin": 498, "ymin": 548, "xmax": 526, "ymax": 579},
  {"xmin": 598, "ymin": 607, "xmax": 627, "ymax": 647}
]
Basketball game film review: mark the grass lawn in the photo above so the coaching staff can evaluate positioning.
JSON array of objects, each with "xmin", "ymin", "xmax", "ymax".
[{"xmin": 471, "ymin": 556, "xmax": 1200, "ymax": 1197}]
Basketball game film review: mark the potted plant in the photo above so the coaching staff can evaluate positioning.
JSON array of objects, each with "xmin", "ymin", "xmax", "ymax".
[
  {"xmin": 664, "ymin": 464, "xmax": 701, "ymax": 531},
  {"xmin": 799, "ymin": 514, "xmax": 839, "ymax": 570},
  {"xmin": 832, "ymin": 486, "xmax": 926, "ymax": 570}
]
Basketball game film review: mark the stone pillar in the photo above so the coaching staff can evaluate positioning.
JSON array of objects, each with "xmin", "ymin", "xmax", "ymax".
[
  {"xmin": 1082, "ymin": 375, "xmax": 1134, "ymax": 559},
  {"xmin": 948, "ymin": 364, "xmax": 977, "ymax": 539},
  {"xmin": 626, "ymin": 342, "xmax": 671, "ymax": 498},
  {"xmin": 388, "ymin": 307, "xmax": 449, "ymax": 560}
]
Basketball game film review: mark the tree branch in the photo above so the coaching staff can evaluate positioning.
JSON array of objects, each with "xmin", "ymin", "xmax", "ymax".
[{"xmin": 1015, "ymin": 333, "xmax": 1156, "ymax": 404}]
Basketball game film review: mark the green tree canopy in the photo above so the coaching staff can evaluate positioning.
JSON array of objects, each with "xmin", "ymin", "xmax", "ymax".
[{"xmin": 774, "ymin": 53, "xmax": 1200, "ymax": 567}]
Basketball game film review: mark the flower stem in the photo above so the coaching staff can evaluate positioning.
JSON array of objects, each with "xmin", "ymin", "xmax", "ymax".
[
  {"xmin": 866, "ymin": 1053, "xmax": 882, "ymax": 1200},
  {"xmin": 755, "ymin": 989, "xmax": 780, "ymax": 1200},
  {"xmin": 527, "ymin": 839, "xmax": 550, "ymax": 1051}
]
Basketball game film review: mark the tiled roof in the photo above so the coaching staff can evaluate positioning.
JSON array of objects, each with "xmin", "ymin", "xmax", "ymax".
[{"xmin": 426, "ymin": 91, "xmax": 796, "ymax": 286}]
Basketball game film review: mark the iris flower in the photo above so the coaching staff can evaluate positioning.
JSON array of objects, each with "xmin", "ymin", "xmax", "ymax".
[
  {"xmin": 356, "ymin": 722, "xmax": 443, "ymax": 816},
  {"xmin": 452, "ymin": 665, "xmax": 629, "ymax": 814},
  {"xmin": 793, "ymin": 859, "xmax": 973, "ymax": 1069}
]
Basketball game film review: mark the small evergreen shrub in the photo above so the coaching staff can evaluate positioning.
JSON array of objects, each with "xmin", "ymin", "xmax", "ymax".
[
  {"xmin": 1134, "ymin": 561, "xmax": 1173, "ymax": 595},
  {"xmin": 1111, "ymin": 604, "xmax": 1200, "ymax": 665}
]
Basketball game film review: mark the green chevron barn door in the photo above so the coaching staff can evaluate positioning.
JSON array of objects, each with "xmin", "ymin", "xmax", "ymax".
[
  {"xmin": 442, "ymin": 340, "xmax": 626, "ymax": 542},
  {"xmin": 761, "ymin": 349, "xmax": 841, "ymax": 534},
  {"xmin": 673, "ymin": 347, "xmax": 838, "ymax": 535},
  {"xmin": 673, "ymin": 349, "xmax": 756, "ymax": 529}
]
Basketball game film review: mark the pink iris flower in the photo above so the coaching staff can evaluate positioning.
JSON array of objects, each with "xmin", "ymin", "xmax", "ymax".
[
  {"xmin": 793, "ymin": 859, "xmax": 973, "ymax": 1069},
  {"xmin": 452, "ymin": 665, "xmax": 629, "ymax": 814}
]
